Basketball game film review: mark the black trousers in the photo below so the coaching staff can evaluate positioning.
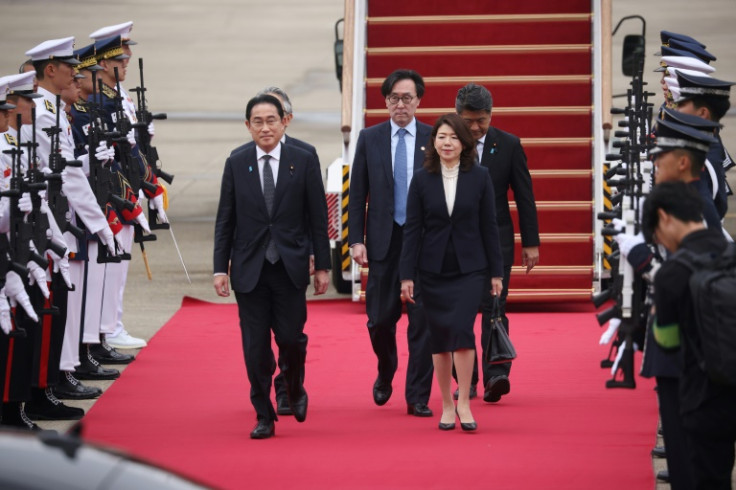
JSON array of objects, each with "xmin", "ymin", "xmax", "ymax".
[
  {"xmin": 235, "ymin": 260, "xmax": 307, "ymax": 423},
  {"xmin": 365, "ymin": 222, "xmax": 433, "ymax": 404},
  {"xmin": 682, "ymin": 390, "xmax": 736, "ymax": 490},
  {"xmin": 656, "ymin": 376, "xmax": 695, "ymax": 490}
]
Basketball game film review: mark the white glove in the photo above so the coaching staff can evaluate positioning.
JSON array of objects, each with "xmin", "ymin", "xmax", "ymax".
[
  {"xmin": 599, "ymin": 318, "xmax": 621, "ymax": 345},
  {"xmin": 97, "ymin": 227, "xmax": 117, "ymax": 257},
  {"xmin": 611, "ymin": 339, "xmax": 640, "ymax": 375},
  {"xmin": 138, "ymin": 189, "xmax": 145, "ymax": 202},
  {"xmin": 148, "ymin": 122, "xmax": 155, "ymax": 137},
  {"xmin": 150, "ymin": 193, "xmax": 168, "ymax": 223},
  {"xmin": 614, "ymin": 231, "xmax": 645, "ymax": 258},
  {"xmin": 611, "ymin": 218, "xmax": 626, "ymax": 232},
  {"xmin": 135, "ymin": 212, "xmax": 151, "ymax": 234},
  {"xmin": 126, "ymin": 128, "xmax": 137, "ymax": 147},
  {"xmin": 18, "ymin": 192, "xmax": 33, "ymax": 214},
  {"xmin": 0, "ymin": 289, "xmax": 11, "ymax": 335},
  {"xmin": 94, "ymin": 141, "xmax": 115, "ymax": 163},
  {"xmin": 40, "ymin": 200, "xmax": 68, "ymax": 249},
  {"xmin": 27, "ymin": 259, "xmax": 50, "ymax": 299},
  {"xmin": 48, "ymin": 249, "xmax": 73, "ymax": 289},
  {"xmin": 4, "ymin": 271, "xmax": 39, "ymax": 322}
]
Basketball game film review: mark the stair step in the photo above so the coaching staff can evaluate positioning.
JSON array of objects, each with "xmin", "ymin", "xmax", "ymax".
[
  {"xmin": 507, "ymin": 288, "xmax": 594, "ymax": 303},
  {"xmin": 511, "ymin": 201, "xmax": 592, "ymax": 233},
  {"xmin": 368, "ymin": 0, "xmax": 593, "ymax": 17},
  {"xmin": 527, "ymin": 170, "xmax": 592, "ymax": 201},
  {"xmin": 522, "ymin": 138, "xmax": 592, "ymax": 170},
  {"xmin": 367, "ymin": 16, "xmax": 591, "ymax": 47},
  {"xmin": 515, "ymin": 233, "xmax": 592, "ymax": 265},
  {"xmin": 511, "ymin": 265, "xmax": 593, "ymax": 289},
  {"xmin": 366, "ymin": 75, "xmax": 592, "ymax": 108},
  {"xmin": 366, "ymin": 47, "xmax": 591, "ymax": 78}
]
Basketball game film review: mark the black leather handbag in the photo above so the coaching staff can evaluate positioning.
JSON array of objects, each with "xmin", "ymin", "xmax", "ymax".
[{"xmin": 484, "ymin": 296, "xmax": 517, "ymax": 364}]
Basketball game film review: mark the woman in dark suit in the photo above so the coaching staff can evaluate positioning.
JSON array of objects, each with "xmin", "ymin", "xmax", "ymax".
[{"xmin": 400, "ymin": 113, "xmax": 503, "ymax": 431}]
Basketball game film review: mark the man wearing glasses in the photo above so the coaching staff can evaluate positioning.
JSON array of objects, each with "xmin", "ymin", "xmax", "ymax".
[{"xmin": 348, "ymin": 69, "xmax": 434, "ymax": 417}]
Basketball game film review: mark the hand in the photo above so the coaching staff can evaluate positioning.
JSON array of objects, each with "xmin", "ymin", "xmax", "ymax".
[
  {"xmin": 114, "ymin": 234, "xmax": 126, "ymax": 255},
  {"xmin": 521, "ymin": 246, "xmax": 539, "ymax": 273},
  {"xmin": 351, "ymin": 244, "xmax": 368, "ymax": 266},
  {"xmin": 309, "ymin": 255, "xmax": 315, "ymax": 276},
  {"xmin": 0, "ymin": 290, "xmax": 11, "ymax": 335},
  {"xmin": 614, "ymin": 231, "xmax": 645, "ymax": 258},
  {"xmin": 27, "ymin": 260, "xmax": 50, "ymax": 299},
  {"xmin": 40, "ymin": 200, "xmax": 68, "ymax": 249},
  {"xmin": 490, "ymin": 277, "xmax": 503, "ymax": 297},
  {"xmin": 49, "ymin": 249, "xmax": 73, "ymax": 289},
  {"xmin": 214, "ymin": 275, "xmax": 230, "ymax": 297},
  {"xmin": 599, "ymin": 318, "xmax": 621, "ymax": 345},
  {"xmin": 126, "ymin": 128, "xmax": 137, "ymax": 147},
  {"xmin": 148, "ymin": 122, "xmax": 155, "ymax": 137},
  {"xmin": 611, "ymin": 218, "xmax": 626, "ymax": 232},
  {"xmin": 97, "ymin": 227, "xmax": 117, "ymax": 257},
  {"xmin": 151, "ymin": 194, "xmax": 168, "ymax": 223},
  {"xmin": 135, "ymin": 212, "xmax": 151, "ymax": 234},
  {"xmin": 94, "ymin": 141, "xmax": 115, "ymax": 163},
  {"xmin": 400, "ymin": 279, "xmax": 415, "ymax": 304},
  {"xmin": 4, "ymin": 271, "xmax": 39, "ymax": 322},
  {"xmin": 313, "ymin": 270, "xmax": 329, "ymax": 295},
  {"xmin": 18, "ymin": 192, "xmax": 33, "ymax": 214}
]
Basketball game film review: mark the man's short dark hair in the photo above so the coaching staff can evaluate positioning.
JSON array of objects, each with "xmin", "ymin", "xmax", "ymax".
[
  {"xmin": 32, "ymin": 59, "xmax": 59, "ymax": 80},
  {"xmin": 245, "ymin": 94, "xmax": 284, "ymax": 121},
  {"xmin": 380, "ymin": 69, "xmax": 425, "ymax": 99},
  {"xmin": 688, "ymin": 96, "xmax": 731, "ymax": 122},
  {"xmin": 455, "ymin": 83, "xmax": 493, "ymax": 113},
  {"xmin": 641, "ymin": 181, "xmax": 704, "ymax": 243}
]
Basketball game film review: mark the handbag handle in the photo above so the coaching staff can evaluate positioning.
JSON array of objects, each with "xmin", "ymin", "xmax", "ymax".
[{"xmin": 491, "ymin": 295, "xmax": 501, "ymax": 318}]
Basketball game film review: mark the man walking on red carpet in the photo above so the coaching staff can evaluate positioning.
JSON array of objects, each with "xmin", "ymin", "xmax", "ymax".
[{"xmin": 213, "ymin": 94, "xmax": 331, "ymax": 439}]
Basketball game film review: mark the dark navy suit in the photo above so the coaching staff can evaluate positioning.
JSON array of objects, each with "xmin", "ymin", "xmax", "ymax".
[{"xmin": 348, "ymin": 119, "xmax": 434, "ymax": 405}]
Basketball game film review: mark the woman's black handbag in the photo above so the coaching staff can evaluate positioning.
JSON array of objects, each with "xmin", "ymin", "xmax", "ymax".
[{"xmin": 484, "ymin": 296, "xmax": 517, "ymax": 364}]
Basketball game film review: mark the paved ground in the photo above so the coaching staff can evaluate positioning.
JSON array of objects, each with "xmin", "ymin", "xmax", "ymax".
[{"xmin": 1, "ymin": 0, "xmax": 735, "ymax": 486}]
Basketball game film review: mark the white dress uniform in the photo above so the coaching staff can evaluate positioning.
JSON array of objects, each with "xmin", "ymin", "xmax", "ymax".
[{"xmin": 22, "ymin": 35, "xmax": 111, "ymax": 373}]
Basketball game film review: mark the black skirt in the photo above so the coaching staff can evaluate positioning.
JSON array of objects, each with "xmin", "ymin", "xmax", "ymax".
[{"xmin": 419, "ymin": 239, "xmax": 486, "ymax": 354}]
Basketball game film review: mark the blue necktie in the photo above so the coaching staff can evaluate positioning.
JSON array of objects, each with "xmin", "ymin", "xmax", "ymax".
[
  {"xmin": 262, "ymin": 155, "xmax": 279, "ymax": 263},
  {"xmin": 394, "ymin": 128, "xmax": 408, "ymax": 225}
]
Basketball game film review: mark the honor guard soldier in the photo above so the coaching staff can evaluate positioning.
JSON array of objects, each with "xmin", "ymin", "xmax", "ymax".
[
  {"xmin": 25, "ymin": 37, "xmax": 119, "ymax": 401},
  {"xmin": 90, "ymin": 22, "xmax": 165, "ymax": 350}
]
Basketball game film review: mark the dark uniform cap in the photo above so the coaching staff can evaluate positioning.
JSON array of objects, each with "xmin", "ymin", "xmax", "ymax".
[
  {"xmin": 659, "ymin": 30, "xmax": 706, "ymax": 48},
  {"xmin": 74, "ymin": 43, "xmax": 103, "ymax": 72},
  {"xmin": 650, "ymin": 117, "xmax": 718, "ymax": 156},
  {"xmin": 661, "ymin": 107, "xmax": 721, "ymax": 131},
  {"xmin": 674, "ymin": 71, "xmax": 734, "ymax": 103},
  {"xmin": 660, "ymin": 44, "xmax": 716, "ymax": 64},
  {"xmin": 94, "ymin": 35, "xmax": 130, "ymax": 62}
]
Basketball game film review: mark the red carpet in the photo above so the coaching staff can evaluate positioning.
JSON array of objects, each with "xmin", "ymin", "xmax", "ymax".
[{"xmin": 82, "ymin": 298, "xmax": 657, "ymax": 489}]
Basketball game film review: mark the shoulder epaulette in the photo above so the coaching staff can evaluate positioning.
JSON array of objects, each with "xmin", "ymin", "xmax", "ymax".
[
  {"xmin": 73, "ymin": 101, "xmax": 88, "ymax": 113},
  {"xmin": 4, "ymin": 133, "xmax": 17, "ymax": 146},
  {"xmin": 101, "ymin": 84, "xmax": 117, "ymax": 99},
  {"xmin": 44, "ymin": 99, "xmax": 56, "ymax": 114}
]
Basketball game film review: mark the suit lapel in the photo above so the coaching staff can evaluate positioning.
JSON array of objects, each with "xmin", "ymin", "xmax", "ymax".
[
  {"xmin": 379, "ymin": 122, "xmax": 394, "ymax": 189},
  {"xmin": 243, "ymin": 146, "xmax": 269, "ymax": 216},
  {"xmin": 480, "ymin": 127, "xmax": 498, "ymax": 168},
  {"xmin": 413, "ymin": 123, "xmax": 429, "ymax": 171}
]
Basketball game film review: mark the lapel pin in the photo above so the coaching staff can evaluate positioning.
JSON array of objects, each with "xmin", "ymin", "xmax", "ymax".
[
  {"xmin": 248, "ymin": 166, "xmax": 253, "ymax": 172},
  {"xmin": 289, "ymin": 164, "xmax": 295, "ymax": 175}
]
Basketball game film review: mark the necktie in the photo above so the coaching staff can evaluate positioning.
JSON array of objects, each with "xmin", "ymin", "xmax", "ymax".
[
  {"xmin": 262, "ymin": 155, "xmax": 279, "ymax": 263},
  {"xmin": 394, "ymin": 128, "xmax": 408, "ymax": 225}
]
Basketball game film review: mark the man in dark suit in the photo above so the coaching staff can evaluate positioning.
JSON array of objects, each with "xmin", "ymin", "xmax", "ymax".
[
  {"xmin": 213, "ymin": 94, "xmax": 330, "ymax": 439},
  {"xmin": 456, "ymin": 83, "xmax": 540, "ymax": 403},
  {"xmin": 348, "ymin": 69, "xmax": 434, "ymax": 417},
  {"xmin": 229, "ymin": 87, "xmax": 318, "ymax": 418}
]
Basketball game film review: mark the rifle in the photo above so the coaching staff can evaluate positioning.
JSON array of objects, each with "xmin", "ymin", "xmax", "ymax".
[
  {"xmin": 130, "ymin": 57, "xmax": 171, "ymax": 233},
  {"xmin": 593, "ymin": 58, "xmax": 654, "ymax": 389},
  {"xmin": 43, "ymin": 95, "xmax": 85, "ymax": 244}
]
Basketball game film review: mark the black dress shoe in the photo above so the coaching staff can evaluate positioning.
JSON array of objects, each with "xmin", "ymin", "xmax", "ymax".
[
  {"xmin": 90, "ymin": 342, "xmax": 134, "ymax": 365},
  {"xmin": 0, "ymin": 403, "xmax": 41, "ymax": 431},
  {"xmin": 484, "ymin": 375, "xmax": 510, "ymax": 403},
  {"xmin": 53, "ymin": 372, "xmax": 102, "ymax": 400},
  {"xmin": 250, "ymin": 420, "xmax": 275, "ymax": 439},
  {"xmin": 75, "ymin": 350, "xmax": 120, "ymax": 381},
  {"xmin": 438, "ymin": 422, "xmax": 456, "ymax": 431},
  {"xmin": 290, "ymin": 392, "xmax": 308, "ymax": 423},
  {"xmin": 276, "ymin": 396, "xmax": 293, "ymax": 416},
  {"xmin": 651, "ymin": 446, "xmax": 666, "ymax": 459},
  {"xmin": 407, "ymin": 403, "xmax": 433, "ymax": 417},
  {"xmin": 453, "ymin": 386, "xmax": 478, "ymax": 400},
  {"xmin": 24, "ymin": 389, "xmax": 84, "ymax": 421},
  {"xmin": 656, "ymin": 470, "xmax": 670, "ymax": 483},
  {"xmin": 373, "ymin": 378, "xmax": 392, "ymax": 406}
]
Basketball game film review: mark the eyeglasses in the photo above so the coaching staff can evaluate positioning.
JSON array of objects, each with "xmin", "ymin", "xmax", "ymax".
[
  {"xmin": 250, "ymin": 118, "xmax": 281, "ymax": 129},
  {"xmin": 386, "ymin": 94, "xmax": 416, "ymax": 105}
]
